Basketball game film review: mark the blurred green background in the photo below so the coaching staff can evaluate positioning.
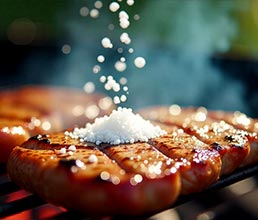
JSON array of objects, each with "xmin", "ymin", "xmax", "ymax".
[
  {"xmin": 1, "ymin": 0, "xmax": 258, "ymax": 57},
  {"xmin": 0, "ymin": 0, "xmax": 258, "ymax": 116}
]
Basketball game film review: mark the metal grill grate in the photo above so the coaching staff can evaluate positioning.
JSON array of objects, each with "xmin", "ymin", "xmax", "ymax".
[{"xmin": 1, "ymin": 164, "xmax": 258, "ymax": 220}]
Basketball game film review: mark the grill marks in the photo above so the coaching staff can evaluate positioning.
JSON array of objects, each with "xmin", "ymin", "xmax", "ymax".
[
  {"xmin": 207, "ymin": 110, "xmax": 258, "ymax": 167},
  {"xmin": 7, "ymin": 106, "xmax": 258, "ymax": 216},
  {"xmin": 8, "ymin": 133, "xmax": 181, "ymax": 216},
  {"xmin": 102, "ymin": 142, "xmax": 176, "ymax": 179},
  {"xmin": 139, "ymin": 106, "xmax": 253, "ymax": 176},
  {"xmin": 149, "ymin": 130, "xmax": 222, "ymax": 195}
]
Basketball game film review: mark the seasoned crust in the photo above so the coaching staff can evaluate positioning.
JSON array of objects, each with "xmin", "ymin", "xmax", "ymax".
[
  {"xmin": 7, "ymin": 133, "xmax": 181, "ymax": 217},
  {"xmin": 0, "ymin": 85, "xmax": 115, "ymax": 163},
  {"xmin": 150, "ymin": 127, "xmax": 222, "ymax": 195},
  {"xmin": 139, "ymin": 106, "xmax": 251, "ymax": 175}
]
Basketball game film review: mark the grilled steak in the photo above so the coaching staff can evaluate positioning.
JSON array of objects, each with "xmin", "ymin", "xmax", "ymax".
[
  {"xmin": 149, "ymin": 125, "xmax": 222, "ymax": 195},
  {"xmin": 0, "ymin": 85, "xmax": 114, "ymax": 163},
  {"xmin": 7, "ymin": 133, "xmax": 181, "ymax": 217},
  {"xmin": 139, "ymin": 106, "xmax": 251, "ymax": 175},
  {"xmin": 207, "ymin": 110, "xmax": 258, "ymax": 167}
]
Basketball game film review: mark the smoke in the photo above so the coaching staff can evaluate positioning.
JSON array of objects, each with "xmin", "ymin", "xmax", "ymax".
[
  {"xmin": 125, "ymin": 1, "xmax": 245, "ymax": 111},
  {"xmin": 20, "ymin": 0, "xmax": 253, "ymax": 115}
]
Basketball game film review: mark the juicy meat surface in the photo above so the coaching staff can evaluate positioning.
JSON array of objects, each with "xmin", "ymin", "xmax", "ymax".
[
  {"xmin": 139, "ymin": 106, "xmax": 251, "ymax": 175},
  {"xmin": 207, "ymin": 110, "xmax": 258, "ymax": 166},
  {"xmin": 149, "ymin": 125, "xmax": 222, "ymax": 195},
  {"xmin": 0, "ymin": 85, "xmax": 114, "ymax": 163},
  {"xmin": 7, "ymin": 133, "xmax": 181, "ymax": 217}
]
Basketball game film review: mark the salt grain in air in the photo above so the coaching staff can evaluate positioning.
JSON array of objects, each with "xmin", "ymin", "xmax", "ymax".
[
  {"xmin": 101, "ymin": 37, "xmax": 113, "ymax": 48},
  {"xmin": 114, "ymin": 61, "xmax": 126, "ymax": 72},
  {"xmin": 97, "ymin": 55, "xmax": 105, "ymax": 63},
  {"xmin": 70, "ymin": 107, "xmax": 167, "ymax": 145},
  {"xmin": 109, "ymin": 2, "xmax": 120, "ymax": 12},
  {"xmin": 134, "ymin": 57, "xmax": 146, "ymax": 68}
]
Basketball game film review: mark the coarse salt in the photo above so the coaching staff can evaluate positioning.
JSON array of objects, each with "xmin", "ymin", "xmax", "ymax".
[{"xmin": 69, "ymin": 107, "xmax": 167, "ymax": 145}]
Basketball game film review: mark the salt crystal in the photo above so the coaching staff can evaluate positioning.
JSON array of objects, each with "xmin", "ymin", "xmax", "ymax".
[
  {"xmin": 113, "ymin": 96, "xmax": 120, "ymax": 104},
  {"xmin": 84, "ymin": 82, "xmax": 95, "ymax": 93},
  {"xmin": 134, "ymin": 57, "xmax": 146, "ymax": 68},
  {"xmin": 68, "ymin": 145, "xmax": 76, "ymax": 151},
  {"xmin": 59, "ymin": 147, "xmax": 66, "ymax": 154},
  {"xmin": 99, "ymin": 75, "xmax": 106, "ymax": 83},
  {"xmin": 101, "ymin": 37, "xmax": 113, "ymax": 48},
  {"xmin": 120, "ymin": 18, "xmax": 130, "ymax": 29},
  {"xmin": 127, "ymin": 0, "xmax": 134, "ymax": 6},
  {"xmin": 94, "ymin": 1, "xmax": 103, "ymax": 9},
  {"xmin": 109, "ymin": 2, "xmax": 120, "ymax": 12},
  {"xmin": 120, "ymin": 95, "xmax": 127, "ymax": 102},
  {"xmin": 114, "ymin": 61, "xmax": 127, "ymax": 72},
  {"xmin": 120, "ymin": 33, "xmax": 131, "ymax": 44},
  {"xmin": 88, "ymin": 154, "xmax": 98, "ymax": 163},
  {"xmin": 70, "ymin": 107, "xmax": 167, "ymax": 145},
  {"xmin": 90, "ymin": 9, "xmax": 99, "ymax": 18},
  {"xmin": 119, "ymin": 11, "xmax": 129, "ymax": 19},
  {"xmin": 97, "ymin": 55, "xmax": 105, "ymax": 63}
]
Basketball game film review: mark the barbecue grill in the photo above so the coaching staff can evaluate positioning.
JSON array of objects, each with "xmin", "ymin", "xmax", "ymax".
[
  {"xmin": 1, "ymin": 163, "xmax": 258, "ymax": 220},
  {"xmin": 1, "ymin": 1, "xmax": 258, "ymax": 219}
]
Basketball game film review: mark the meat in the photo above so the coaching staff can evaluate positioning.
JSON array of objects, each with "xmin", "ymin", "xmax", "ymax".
[
  {"xmin": 0, "ymin": 118, "xmax": 30, "ymax": 163},
  {"xmin": 138, "ymin": 106, "xmax": 251, "ymax": 175},
  {"xmin": 149, "ymin": 126, "xmax": 222, "ymax": 195},
  {"xmin": 207, "ymin": 110, "xmax": 258, "ymax": 167},
  {"xmin": 7, "ymin": 133, "xmax": 181, "ymax": 217},
  {"xmin": 0, "ymin": 85, "xmax": 114, "ymax": 163},
  {"xmin": 6, "ymin": 104, "xmax": 258, "ymax": 217}
]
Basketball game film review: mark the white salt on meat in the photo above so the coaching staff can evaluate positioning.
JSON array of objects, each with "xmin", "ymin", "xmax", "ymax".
[{"xmin": 70, "ymin": 107, "xmax": 167, "ymax": 145}]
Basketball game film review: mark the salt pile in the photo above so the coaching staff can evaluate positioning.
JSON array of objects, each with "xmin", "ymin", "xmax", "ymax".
[{"xmin": 69, "ymin": 107, "xmax": 167, "ymax": 145}]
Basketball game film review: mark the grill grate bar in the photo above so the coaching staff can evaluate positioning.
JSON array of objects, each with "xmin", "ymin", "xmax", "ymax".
[
  {"xmin": 0, "ymin": 181, "xmax": 20, "ymax": 196},
  {"xmin": 0, "ymin": 164, "xmax": 258, "ymax": 219},
  {"xmin": 0, "ymin": 194, "xmax": 45, "ymax": 219},
  {"xmin": 173, "ymin": 163, "xmax": 258, "ymax": 207}
]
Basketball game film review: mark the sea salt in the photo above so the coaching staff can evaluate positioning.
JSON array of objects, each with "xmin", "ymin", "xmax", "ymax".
[
  {"xmin": 109, "ymin": 2, "xmax": 120, "ymax": 12},
  {"xmin": 70, "ymin": 107, "xmax": 167, "ymax": 145},
  {"xmin": 101, "ymin": 37, "xmax": 113, "ymax": 48},
  {"xmin": 134, "ymin": 57, "xmax": 146, "ymax": 68}
]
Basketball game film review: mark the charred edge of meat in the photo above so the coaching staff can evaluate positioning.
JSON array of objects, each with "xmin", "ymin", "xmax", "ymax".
[
  {"xmin": 39, "ymin": 138, "xmax": 51, "ymax": 144},
  {"xmin": 211, "ymin": 142, "xmax": 222, "ymax": 151},
  {"xmin": 224, "ymin": 135, "xmax": 235, "ymax": 142},
  {"xmin": 29, "ymin": 134, "xmax": 49, "ymax": 141},
  {"xmin": 59, "ymin": 158, "xmax": 77, "ymax": 168}
]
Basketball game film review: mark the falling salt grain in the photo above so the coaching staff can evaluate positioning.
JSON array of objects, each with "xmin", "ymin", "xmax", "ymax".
[
  {"xmin": 114, "ymin": 61, "xmax": 126, "ymax": 72},
  {"xmin": 90, "ymin": 9, "xmax": 99, "ymax": 18},
  {"xmin": 119, "ymin": 11, "xmax": 130, "ymax": 29},
  {"xmin": 113, "ymin": 96, "xmax": 120, "ymax": 104},
  {"xmin": 127, "ymin": 0, "xmax": 135, "ymax": 6},
  {"xmin": 120, "ymin": 57, "xmax": 126, "ymax": 62},
  {"xmin": 84, "ymin": 82, "xmax": 95, "ymax": 93},
  {"xmin": 101, "ymin": 37, "xmax": 113, "ymax": 48},
  {"xmin": 94, "ymin": 1, "xmax": 103, "ymax": 9},
  {"xmin": 120, "ymin": 95, "xmax": 127, "ymax": 102},
  {"xmin": 69, "ymin": 107, "xmax": 167, "ymax": 145},
  {"xmin": 92, "ymin": 65, "xmax": 101, "ymax": 74},
  {"xmin": 120, "ymin": 32, "xmax": 131, "ymax": 45},
  {"xmin": 99, "ymin": 75, "xmax": 106, "ymax": 83},
  {"xmin": 119, "ymin": 77, "xmax": 127, "ymax": 85},
  {"xmin": 134, "ymin": 57, "xmax": 146, "ymax": 68},
  {"xmin": 109, "ymin": 2, "xmax": 120, "ymax": 12},
  {"xmin": 128, "ymin": 48, "xmax": 134, "ymax": 53},
  {"xmin": 97, "ymin": 55, "xmax": 105, "ymax": 63},
  {"xmin": 80, "ymin": 7, "xmax": 89, "ymax": 17},
  {"xmin": 61, "ymin": 44, "xmax": 71, "ymax": 54}
]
